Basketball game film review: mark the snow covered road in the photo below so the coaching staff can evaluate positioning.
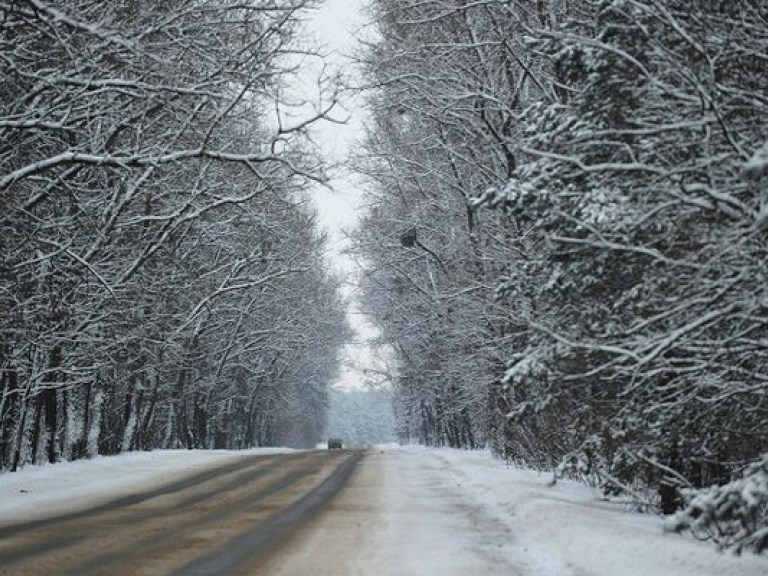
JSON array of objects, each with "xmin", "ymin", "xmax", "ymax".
[
  {"xmin": 0, "ymin": 450, "xmax": 361, "ymax": 575},
  {"xmin": 258, "ymin": 447, "xmax": 768, "ymax": 576},
  {"xmin": 1, "ymin": 446, "xmax": 767, "ymax": 575},
  {"xmin": 256, "ymin": 447, "xmax": 522, "ymax": 575}
]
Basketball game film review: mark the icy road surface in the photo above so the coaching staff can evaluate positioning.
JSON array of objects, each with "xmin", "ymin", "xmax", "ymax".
[{"xmin": 1, "ymin": 446, "xmax": 767, "ymax": 575}]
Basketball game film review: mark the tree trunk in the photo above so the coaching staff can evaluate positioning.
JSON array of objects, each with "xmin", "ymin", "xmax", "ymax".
[
  {"xmin": 121, "ymin": 376, "xmax": 138, "ymax": 453},
  {"xmin": 86, "ymin": 387, "xmax": 104, "ymax": 458},
  {"xmin": 137, "ymin": 369, "xmax": 159, "ymax": 451},
  {"xmin": 193, "ymin": 391, "xmax": 208, "ymax": 449},
  {"xmin": 174, "ymin": 369, "xmax": 194, "ymax": 449},
  {"xmin": 0, "ymin": 366, "xmax": 19, "ymax": 469},
  {"xmin": 11, "ymin": 383, "xmax": 33, "ymax": 472},
  {"xmin": 39, "ymin": 345, "xmax": 63, "ymax": 464}
]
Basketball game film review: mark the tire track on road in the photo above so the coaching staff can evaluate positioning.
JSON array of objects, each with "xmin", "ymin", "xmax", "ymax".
[
  {"xmin": 174, "ymin": 450, "xmax": 364, "ymax": 576},
  {"xmin": 0, "ymin": 453, "xmax": 295, "ymax": 567},
  {"xmin": 70, "ymin": 452, "xmax": 333, "ymax": 575},
  {"xmin": 0, "ymin": 451, "xmax": 363, "ymax": 576},
  {"xmin": 0, "ymin": 453, "xmax": 282, "ymax": 537}
]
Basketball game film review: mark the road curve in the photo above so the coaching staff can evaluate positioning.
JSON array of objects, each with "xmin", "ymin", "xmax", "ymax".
[{"xmin": 0, "ymin": 450, "xmax": 364, "ymax": 576}]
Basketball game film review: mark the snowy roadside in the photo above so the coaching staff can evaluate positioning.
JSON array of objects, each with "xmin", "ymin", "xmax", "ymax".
[
  {"xmin": 1, "ymin": 446, "xmax": 766, "ymax": 576},
  {"xmin": 413, "ymin": 446, "xmax": 768, "ymax": 576},
  {"xmin": 0, "ymin": 448, "xmax": 297, "ymax": 526}
]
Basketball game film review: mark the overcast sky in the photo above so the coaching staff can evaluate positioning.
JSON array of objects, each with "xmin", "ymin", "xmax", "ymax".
[
  {"xmin": 302, "ymin": 0, "xmax": 387, "ymax": 390},
  {"xmin": 306, "ymin": 0, "xmax": 368, "ymax": 266}
]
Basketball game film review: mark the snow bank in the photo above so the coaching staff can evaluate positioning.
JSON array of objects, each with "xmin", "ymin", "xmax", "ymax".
[
  {"xmin": 413, "ymin": 446, "xmax": 767, "ymax": 576},
  {"xmin": 0, "ymin": 448, "xmax": 296, "ymax": 525},
  {"xmin": 1, "ymin": 445, "xmax": 766, "ymax": 576}
]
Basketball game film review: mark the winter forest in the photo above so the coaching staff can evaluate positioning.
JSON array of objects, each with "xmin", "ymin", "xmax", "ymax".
[
  {"xmin": 2, "ymin": 0, "xmax": 768, "ymax": 556},
  {"xmin": 0, "ymin": 0, "xmax": 350, "ymax": 465}
]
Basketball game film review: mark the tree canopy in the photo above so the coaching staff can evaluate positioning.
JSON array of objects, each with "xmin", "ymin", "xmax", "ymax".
[
  {"xmin": 0, "ymin": 0, "xmax": 349, "ymax": 469},
  {"xmin": 351, "ymin": 0, "xmax": 768, "ymax": 553}
]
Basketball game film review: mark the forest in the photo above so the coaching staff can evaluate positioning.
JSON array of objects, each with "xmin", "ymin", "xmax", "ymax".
[
  {"xmin": 0, "ymin": 0, "xmax": 349, "ymax": 468},
  {"xmin": 1, "ymin": 0, "xmax": 767, "ymax": 556},
  {"xmin": 351, "ymin": 0, "xmax": 768, "ymax": 553}
]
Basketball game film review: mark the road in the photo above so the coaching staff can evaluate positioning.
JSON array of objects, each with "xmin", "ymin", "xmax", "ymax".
[
  {"xmin": 0, "ymin": 450, "xmax": 364, "ymax": 575},
  {"xmin": 254, "ymin": 447, "xmax": 520, "ymax": 576},
  {"xmin": 0, "ymin": 449, "xmax": 521, "ymax": 575},
  {"xmin": 3, "ymin": 447, "xmax": 765, "ymax": 576}
]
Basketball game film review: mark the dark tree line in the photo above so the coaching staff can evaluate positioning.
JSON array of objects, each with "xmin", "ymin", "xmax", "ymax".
[
  {"xmin": 0, "ymin": 0, "xmax": 349, "ymax": 470},
  {"xmin": 352, "ymin": 0, "xmax": 768, "ymax": 552}
]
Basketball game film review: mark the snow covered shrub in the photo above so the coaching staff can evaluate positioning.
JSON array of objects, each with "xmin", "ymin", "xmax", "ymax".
[
  {"xmin": 556, "ymin": 433, "xmax": 668, "ymax": 513},
  {"xmin": 557, "ymin": 435, "xmax": 607, "ymax": 487},
  {"xmin": 668, "ymin": 454, "xmax": 768, "ymax": 554}
]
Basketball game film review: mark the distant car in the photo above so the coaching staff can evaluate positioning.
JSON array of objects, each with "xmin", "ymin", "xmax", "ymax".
[{"xmin": 327, "ymin": 438, "xmax": 343, "ymax": 450}]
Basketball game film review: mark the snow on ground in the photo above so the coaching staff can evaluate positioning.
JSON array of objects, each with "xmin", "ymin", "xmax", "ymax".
[
  {"xmin": 0, "ymin": 448, "xmax": 296, "ymax": 525},
  {"xmin": 392, "ymin": 446, "xmax": 767, "ymax": 576},
  {"xmin": 1, "ymin": 445, "xmax": 767, "ymax": 576}
]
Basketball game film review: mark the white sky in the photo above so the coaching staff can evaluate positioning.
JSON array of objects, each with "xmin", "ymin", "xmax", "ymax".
[
  {"xmin": 301, "ymin": 0, "xmax": 386, "ymax": 390},
  {"xmin": 304, "ymin": 0, "xmax": 368, "ymax": 259}
]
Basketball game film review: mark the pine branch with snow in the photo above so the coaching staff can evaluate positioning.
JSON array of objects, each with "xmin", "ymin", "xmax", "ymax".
[{"xmin": 669, "ymin": 454, "xmax": 768, "ymax": 554}]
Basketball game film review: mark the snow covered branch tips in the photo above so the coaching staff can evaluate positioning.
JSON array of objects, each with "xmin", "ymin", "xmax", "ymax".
[
  {"xmin": 669, "ymin": 455, "xmax": 768, "ymax": 555},
  {"xmin": 350, "ymin": 0, "xmax": 768, "ymax": 554},
  {"xmin": 0, "ymin": 0, "xmax": 348, "ymax": 468}
]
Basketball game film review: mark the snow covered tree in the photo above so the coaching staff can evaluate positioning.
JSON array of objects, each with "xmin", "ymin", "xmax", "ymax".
[
  {"xmin": 0, "ymin": 0, "xmax": 347, "ymax": 468},
  {"xmin": 351, "ymin": 0, "xmax": 560, "ymax": 448},
  {"xmin": 670, "ymin": 454, "xmax": 768, "ymax": 554},
  {"xmin": 356, "ymin": 0, "xmax": 768, "ymax": 548},
  {"xmin": 325, "ymin": 387, "xmax": 396, "ymax": 445},
  {"xmin": 475, "ymin": 0, "xmax": 768, "ymax": 513}
]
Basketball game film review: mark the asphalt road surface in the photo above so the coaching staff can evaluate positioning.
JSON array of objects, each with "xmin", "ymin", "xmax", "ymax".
[
  {"xmin": 0, "ymin": 450, "xmax": 365, "ymax": 576},
  {"xmin": 0, "ymin": 449, "xmax": 522, "ymax": 575}
]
